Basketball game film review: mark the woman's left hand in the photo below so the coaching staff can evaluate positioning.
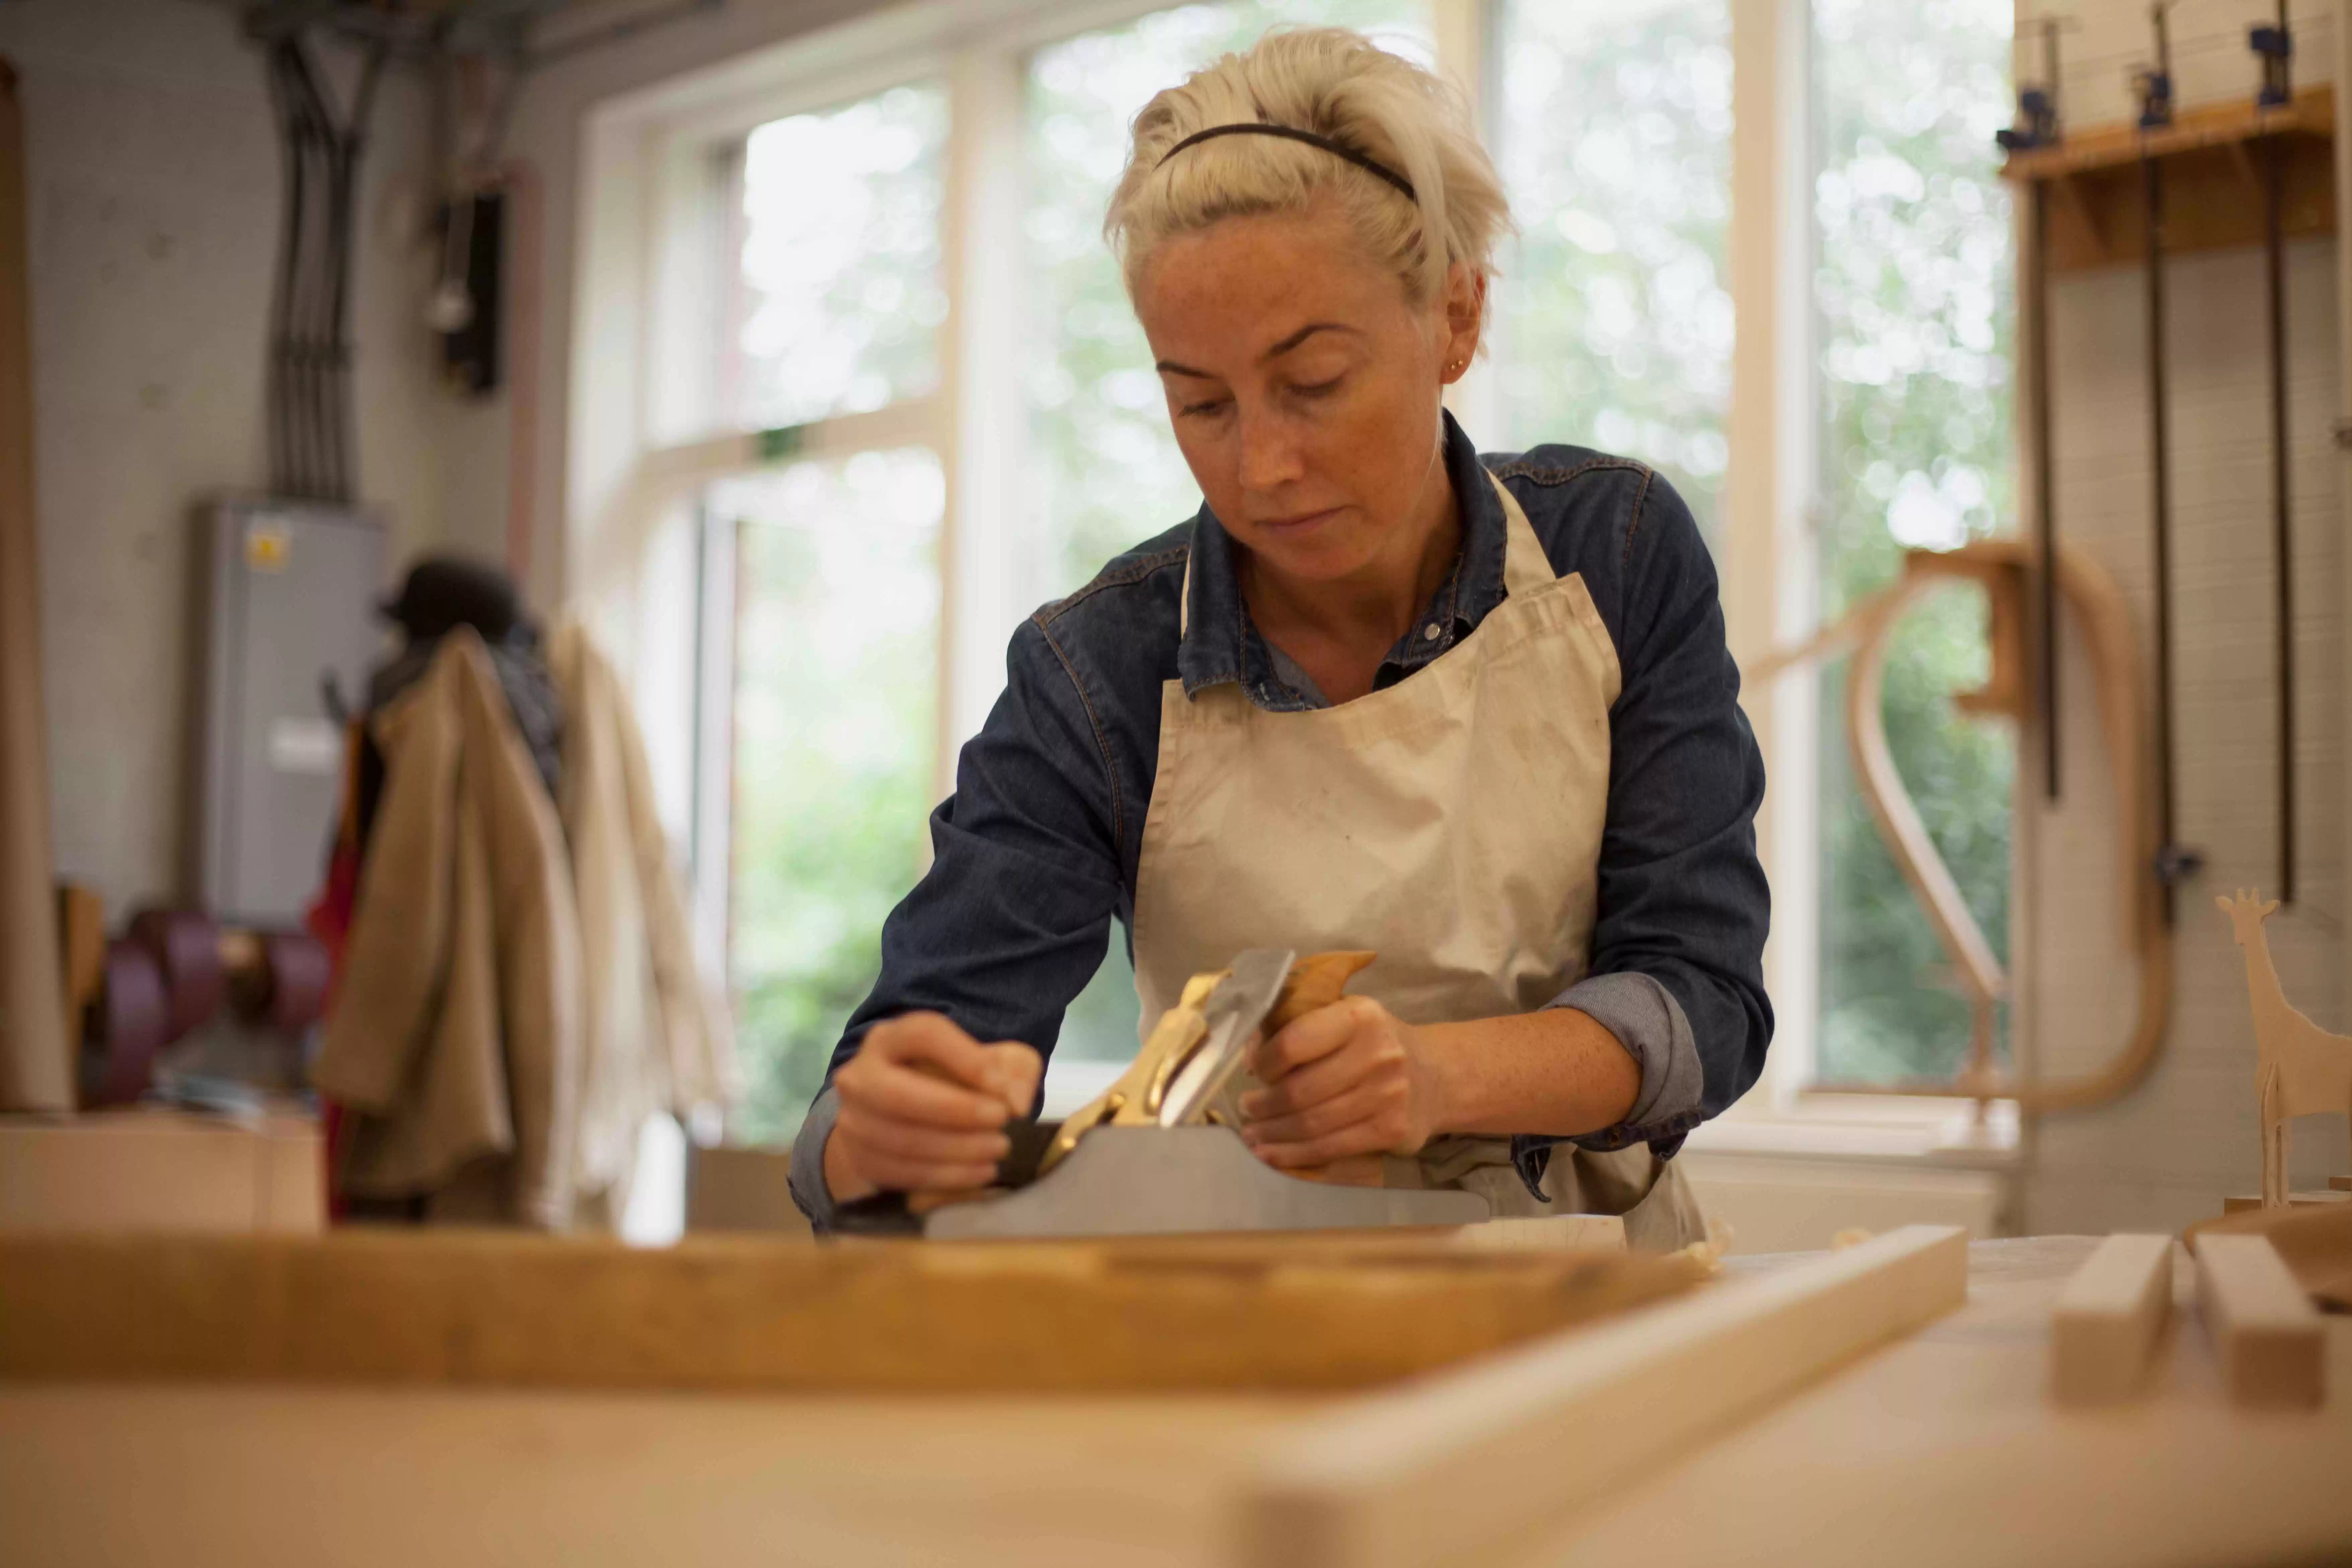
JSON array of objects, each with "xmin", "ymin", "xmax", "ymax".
[{"xmin": 1237, "ymin": 995, "xmax": 1450, "ymax": 1168}]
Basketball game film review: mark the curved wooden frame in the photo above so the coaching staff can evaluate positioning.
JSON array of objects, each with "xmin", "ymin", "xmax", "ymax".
[{"xmin": 1753, "ymin": 540, "xmax": 2170, "ymax": 1113}]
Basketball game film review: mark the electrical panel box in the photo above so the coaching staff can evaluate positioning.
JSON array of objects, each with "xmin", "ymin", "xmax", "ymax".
[{"xmin": 197, "ymin": 499, "xmax": 389, "ymax": 926}]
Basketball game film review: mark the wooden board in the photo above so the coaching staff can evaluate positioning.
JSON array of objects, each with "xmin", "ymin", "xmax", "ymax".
[
  {"xmin": 0, "ymin": 55, "xmax": 73, "ymax": 1116},
  {"xmin": 0, "ymin": 1109, "xmax": 324, "ymax": 1234},
  {"xmin": 2193, "ymin": 1233, "xmax": 2327, "ymax": 1410},
  {"xmin": 1529, "ymin": 1237, "xmax": 2352, "ymax": 1568},
  {"xmin": 5, "ymin": 1240, "xmax": 2350, "ymax": 1568},
  {"xmin": 1234, "ymin": 1225, "xmax": 1968, "ymax": 1568},
  {"xmin": 2050, "ymin": 1233, "xmax": 2173, "ymax": 1405},
  {"xmin": 0, "ymin": 1227, "xmax": 1704, "ymax": 1395},
  {"xmin": 2003, "ymin": 86, "xmax": 2336, "ymax": 184},
  {"xmin": 2222, "ymin": 1190, "xmax": 2350, "ymax": 1213}
]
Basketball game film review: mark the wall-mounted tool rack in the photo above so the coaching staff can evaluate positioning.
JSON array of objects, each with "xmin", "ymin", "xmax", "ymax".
[
  {"xmin": 2003, "ymin": 80, "xmax": 2335, "ymax": 924},
  {"xmin": 2003, "ymin": 85, "xmax": 2335, "ymax": 272}
]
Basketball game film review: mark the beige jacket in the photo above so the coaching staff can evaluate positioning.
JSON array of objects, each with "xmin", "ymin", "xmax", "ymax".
[
  {"xmin": 549, "ymin": 622, "xmax": 737, "ymax": 1218},
  {"xmin": 314, "ymin": 631, "xmax": 584, "ymax": 1229}
]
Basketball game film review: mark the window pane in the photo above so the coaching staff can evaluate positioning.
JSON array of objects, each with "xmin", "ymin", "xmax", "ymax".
[
  {"xmin": 1024, "ymin": 0, "xmax": 1433, "ymax": 1062},
  {"xmin": 733, "ymin": 83, "xmax": 949, "ymax": 431},
  {"xmin": 1494, "ymin": 0, "xmax": 1733, "ymax": 535},
  {"xmin": 1812, "ymin": 0, "xmax": 2015, "ymax": 1083},
  {"xmin": 720, "ymin": 448, "xmax": 942, "ymax": 1140}
]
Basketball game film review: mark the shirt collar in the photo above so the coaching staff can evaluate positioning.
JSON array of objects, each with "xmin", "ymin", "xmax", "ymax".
[{"xmin": 1178, "ymin": 409, "xmax": 1508, "ymax": 707}]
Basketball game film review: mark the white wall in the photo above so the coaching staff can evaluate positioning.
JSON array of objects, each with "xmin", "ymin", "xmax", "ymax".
[
  {"xmin": 2014, "ymin": 0, "xmax": 2352, "ymax": 1230},
  {"xmin": 1, "ymin": 0, "xmax": 472, "ymax": 912}
]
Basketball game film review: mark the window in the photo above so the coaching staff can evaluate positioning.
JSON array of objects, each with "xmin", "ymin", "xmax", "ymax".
[
  {"xmin": 718, "ymin": 450, "xmax": 944, "ymax": 1141},
  {"xmin": 1811, "ymin": 0, "xmax": 2016, "ymax": 1085},
  {"xmin": 728, "ymin": 85, "xmax": 949, "ymax": 431},
  {"xmin": 1493, "ymin": 0, "xmax": 1733, "ymax": 534},
  {"xmin": 699, "ymin": 80, "xmax": 955, "ymax": 1141}
]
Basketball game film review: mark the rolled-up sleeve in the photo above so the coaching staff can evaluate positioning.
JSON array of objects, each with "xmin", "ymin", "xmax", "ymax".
[
  {"xmin": 1510, "ymin": 471, "xmax": 1772, "ymax": 1197},
  {"xmin": 786, "ymin": 616, "xmax": 1125, "ymax": 1229},
  {"xmin": 1548, "ymin": 970, "xmax": 1701, "ymax": 1128}
]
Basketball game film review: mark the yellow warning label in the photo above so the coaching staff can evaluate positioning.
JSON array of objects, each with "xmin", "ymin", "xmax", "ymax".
[{"xmin": 246, "ymin": 520, "xmax": 293, "ymax": 573}]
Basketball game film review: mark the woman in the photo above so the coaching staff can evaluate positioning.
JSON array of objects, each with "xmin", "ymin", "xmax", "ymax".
[{"xmin": 788, "ymin": 27, "xmax": 1769, "ymax": 1249}]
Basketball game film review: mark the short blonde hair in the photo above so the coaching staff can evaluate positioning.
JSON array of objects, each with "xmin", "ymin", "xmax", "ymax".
[{"xmin": 1105, "ymin": 27, "xmax": 1511, "ymax": 306}]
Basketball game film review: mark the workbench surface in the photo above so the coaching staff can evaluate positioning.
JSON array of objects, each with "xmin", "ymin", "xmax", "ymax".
[{"xmin": 3, "ymin": 1237, "xmax": 2346, "ymax": 1567}]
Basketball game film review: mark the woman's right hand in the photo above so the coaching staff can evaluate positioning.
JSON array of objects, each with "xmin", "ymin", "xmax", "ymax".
[{"xmin": 822, "ymin": 1012, "xmax": 1043, "ymax": 1203}]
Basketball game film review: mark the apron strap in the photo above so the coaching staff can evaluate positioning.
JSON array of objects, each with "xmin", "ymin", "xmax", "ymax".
[{"xmin": 1490, "ymin": 473, "xmax": 1557, "ymax": 596}]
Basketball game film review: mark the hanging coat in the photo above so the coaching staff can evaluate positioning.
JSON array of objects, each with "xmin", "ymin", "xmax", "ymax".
[
  {"xmin": 313, "ymin": 630, "xmax": 584, "ymax": 1228},
  {"xmin": 550, "ymin": 621, "xmax": 738, "ymax": 1221}
]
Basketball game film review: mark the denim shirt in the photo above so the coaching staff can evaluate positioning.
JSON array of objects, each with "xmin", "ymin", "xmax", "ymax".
[{"xmin": 788, "ymin": 413, "xmax": 1772, "ymax": 1227}]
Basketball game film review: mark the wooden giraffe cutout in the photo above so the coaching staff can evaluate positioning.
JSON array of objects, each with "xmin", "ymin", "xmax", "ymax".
[{"xmin": 2216, "ymin": 891, "xmax": 2352, "ymax": 1205}]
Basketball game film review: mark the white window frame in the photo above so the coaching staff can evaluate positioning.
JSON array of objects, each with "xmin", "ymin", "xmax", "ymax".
[{"xmin": 565, "ymin": 0, "xmax": 2018, "ymax": 1157}]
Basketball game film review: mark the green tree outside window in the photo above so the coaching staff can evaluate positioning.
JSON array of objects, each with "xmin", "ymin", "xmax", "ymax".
[{"xmin": 1814, "ymin": 0, "xmax": 2017, "ymax": 1084}]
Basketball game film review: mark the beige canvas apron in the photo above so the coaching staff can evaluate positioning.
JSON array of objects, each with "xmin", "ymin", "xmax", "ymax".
[{"xmin": 1131, "ymin": 475, "xmax": 1705, "ymax": 1252}]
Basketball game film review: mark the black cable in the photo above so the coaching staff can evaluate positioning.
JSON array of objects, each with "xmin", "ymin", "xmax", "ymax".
[
  {"xmin": 287, "ymin": 44, "xmax": 325, "ymax": 499},
  {"xmin": 275, "ymin": 43, "xmax": 317, "ymax": 496},
  {"xmin": 285, "ymin": 39, "xmax": 338, "ymax": 500},
  {"xmin": 255, "ymin": 24, "xmax": 401, "ymax": 501},
  {"xmin": 327, "ymin": 43, "xmax": 390, "ymax": 504},
  {"xmin": 263, "ymin": 46, "xmax": 300, "ymax": 497}
]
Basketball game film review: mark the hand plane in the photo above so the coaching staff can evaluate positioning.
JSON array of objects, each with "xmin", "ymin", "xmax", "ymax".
[{"xmin": 849, "ymin": 949, "xmax": 1490, "ymax": 1241}]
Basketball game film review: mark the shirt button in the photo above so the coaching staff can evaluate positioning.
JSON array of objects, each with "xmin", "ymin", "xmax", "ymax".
[{"xmin": 1422, "ymin": 623, "xmax": 1442, "ymax": 641}]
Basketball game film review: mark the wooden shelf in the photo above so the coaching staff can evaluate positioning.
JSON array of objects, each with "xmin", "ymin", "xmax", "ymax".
[{"xmin": 2001, "ymin": 85, "xmax": 2335, "ymax": 273}]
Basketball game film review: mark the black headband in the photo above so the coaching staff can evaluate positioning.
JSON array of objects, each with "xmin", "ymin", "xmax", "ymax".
[{"xmin": 1155, "ymin": 123, "xmax": 1417, "ymax": 202}]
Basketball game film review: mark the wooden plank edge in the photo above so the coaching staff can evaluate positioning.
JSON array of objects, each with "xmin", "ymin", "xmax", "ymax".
[
  {"xmin": 2223, "ymin": 1190, "xmax": 2350, "ymax": 1214},
  {"xmin": 2192, "ymin": 1232, "xmax": 2326, "ymax": 1411},
  {"xmin": 1227, "ymin": 1224, "xmax": 1969, "ymax": 1568},
  {"xmin": 0, "ymin": 1227, "xmax": 1701, "ymax": 1394},
  {"xmin": 2050, "ymin": 1233, "xmax": 2173, "ymax": 1406}
]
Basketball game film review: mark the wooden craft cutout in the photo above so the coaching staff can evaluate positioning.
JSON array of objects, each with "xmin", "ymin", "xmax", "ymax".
[
  {"xmin": 1752, "ymin": 539, "xmax": 2169, "ymax": 1111},
  {"xmin": 2216, "ymin": 891, "xmax": 2352, "ymax": 1207}
]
